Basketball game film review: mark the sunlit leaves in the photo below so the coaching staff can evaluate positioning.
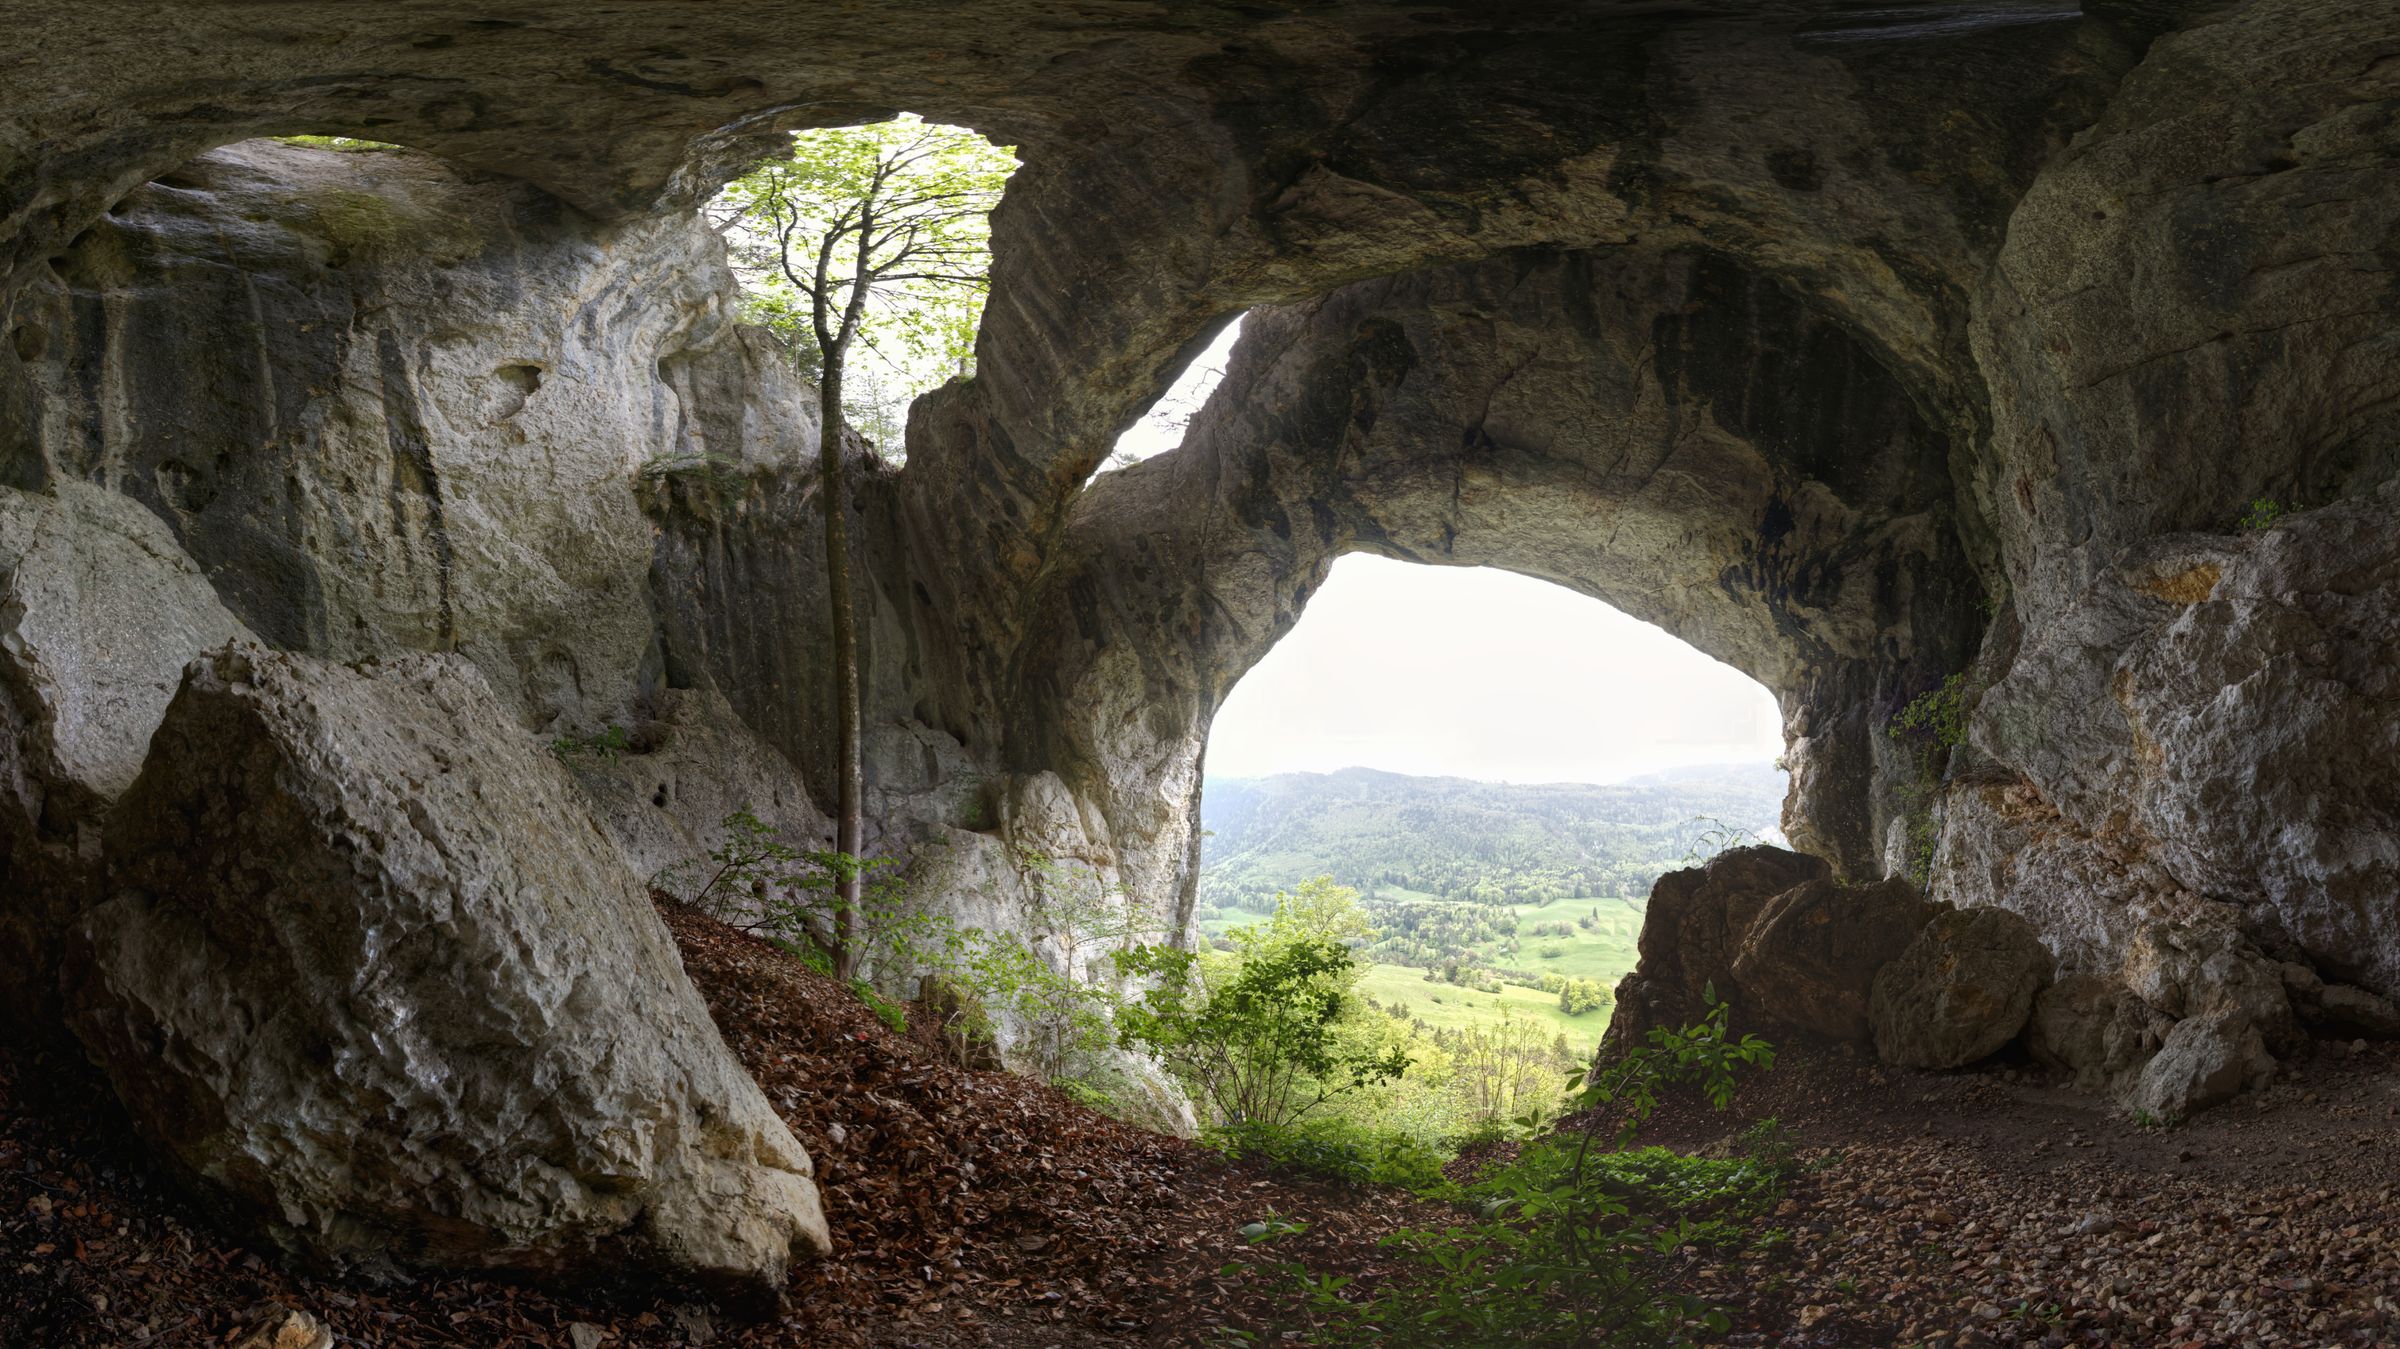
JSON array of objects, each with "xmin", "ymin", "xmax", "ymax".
[{"xmin": 711, "ymin": 115, "xmax": 1017, "ymax": 457}]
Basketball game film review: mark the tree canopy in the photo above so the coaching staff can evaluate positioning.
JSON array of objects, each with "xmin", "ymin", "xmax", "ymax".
[{"xmin": 711, "ymin": 115, "xmax": 1017, "ymax": 454}]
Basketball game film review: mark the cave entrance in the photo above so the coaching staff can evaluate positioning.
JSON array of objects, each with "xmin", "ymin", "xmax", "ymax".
[{"xmin": 1192, "ymin": 552, "xmax": 1786, "ymax": 1133}]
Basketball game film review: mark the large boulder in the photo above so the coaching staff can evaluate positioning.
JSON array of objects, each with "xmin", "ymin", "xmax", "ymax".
[
  {"xmin": 2122, "ymin": 921, "xmax": 2301, "ymax": 1053},
  {"xmin": 64, "ymin": 648, "xmax": 829, "ymax": 1301},
  {"xmin": 1870, "ymin": 908, "xmax": 2053, "ymax": 1070},
  {"xmin": 0, "ymin": 482, "xmax": 252, "ymax": 1034},
  {"xmin": 1732, "ymin": 876, "xmax": 1940, "ymax": 1042},
  {"xmin": 1603, "ymin": 846, "xmax": 1828, "ymax": 1053},
  {"xmin": 2129, "ymin": 1011, "xmax": 2276, "ymax": 1121}
]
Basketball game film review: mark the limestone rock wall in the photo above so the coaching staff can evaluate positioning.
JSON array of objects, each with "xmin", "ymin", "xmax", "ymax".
[{"xmin": 0, "ymin": 0, "xmax": 2392, "ymax": 1292}]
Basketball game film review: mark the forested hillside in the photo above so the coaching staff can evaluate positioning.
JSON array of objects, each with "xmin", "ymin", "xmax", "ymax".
[{"xmin": 1199, "ymin": 764, "xmax": 1786, "ymax": 912}]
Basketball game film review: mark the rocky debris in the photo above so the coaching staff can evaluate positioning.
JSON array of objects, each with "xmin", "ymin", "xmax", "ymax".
[
  {"xmin": 2131, "ymin": 1012, "xmax": 2278, "ymax": 1121},
  {"xmin": 231, "ymin": 1306, "xmax": 334, "ymax": 1349},
  {"xmin": 1871, "ymin": 908, "xmax": 2053, "ymax": 1070},
  {"xmin": 2315, "ymin": 985, "xmax": 2400, "ymax": 1040},
  {"xmin": 2284, "ymin": 961, "xmax": 2400, "ymax": 1041},
  {"xmin": 64, "ymin": 648, "xmax": 828, "ymax": 1302},
  {"xmin": 2030, "ymin": 974, "xmax": 2172, "ymax": 1095},
  {"xmin": 2124, "ymin": 921, "xmax": 2302, "ymax": 1054},
  {"xmin": 1732, "ymin": 876, "xmax": 1939, "ymax": 1042}
]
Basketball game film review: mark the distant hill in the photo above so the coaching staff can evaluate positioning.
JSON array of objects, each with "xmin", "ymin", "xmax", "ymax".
[{"xmin": 1198, "ymin": 763, "xmax": 1786, "ymax": 911}]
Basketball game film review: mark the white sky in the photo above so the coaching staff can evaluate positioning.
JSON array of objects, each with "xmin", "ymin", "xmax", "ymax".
[
  {"xmin": 1204, "ymin": 556, "xmax": 1785, "ymax": 783},
  {"xmin": 1106, "ymin": 323, "xmax": 1786, "ymax": 787}
]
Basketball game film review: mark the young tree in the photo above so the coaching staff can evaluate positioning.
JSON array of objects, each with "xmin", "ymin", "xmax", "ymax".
[
  {"xmin": 711, "ymin": 118, "xmax": 1013, "ymax": 977},
  {"xmin": 1115, "ymin": 877, "xmax": 1404, "ymax": 1127}
]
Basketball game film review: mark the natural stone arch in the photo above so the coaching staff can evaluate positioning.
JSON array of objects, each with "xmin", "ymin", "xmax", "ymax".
[{"xmin": 1002, "ymin": 245, "xmax": 1986, "ymax": 935}]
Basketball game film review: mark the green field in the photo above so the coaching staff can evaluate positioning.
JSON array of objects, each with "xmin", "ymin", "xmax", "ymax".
[
  {"xmin": 1196, "ymin": 893, "xmax": 1646, "ymax": 1056},
  {"xmin": 1355, "ymin": 961, "xmax": 1611, "ymax": 1046}
]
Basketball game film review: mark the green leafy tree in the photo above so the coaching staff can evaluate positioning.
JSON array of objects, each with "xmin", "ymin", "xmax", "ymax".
[
  {"xmin": 1115, "ymin": 877, "xmax": 1405, "ymax": 1128},
  {"xmin": 709, "ymin": 118, "xmax": 1013, "ymax": 977}
]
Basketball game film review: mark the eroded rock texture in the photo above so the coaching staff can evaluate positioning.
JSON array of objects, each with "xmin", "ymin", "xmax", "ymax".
[
  {"xmin": 70, "ymin": 648, "xmax": 829, "ymax": 1298},
  {"xmin": 0, "ymin": 0, "xmax": 2394, "ymax": 1293}
]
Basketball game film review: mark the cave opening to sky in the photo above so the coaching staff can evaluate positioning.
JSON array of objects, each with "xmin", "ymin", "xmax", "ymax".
[{"xmin": 1204, "ymin": 556, "xmax": 1788, "ymax": 790}]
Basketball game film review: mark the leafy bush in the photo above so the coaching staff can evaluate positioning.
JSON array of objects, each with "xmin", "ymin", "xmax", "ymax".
[
  {"xmin": 1207, "ymin": 1118, "xmax": 1452, "ymax": 1193},
  {"xmin": 850, "ymin": 978, "xmax": 908, "ymax": 1034},
  {"xmin": 2238, "ymin": 497, "xmax": 2285, "ymax": 531},
  {"xmin": 1556, "ymin": 976, "xmax": 1609, "ymax": 1016},
  {"xmin": 1258, "ymin": 997, "xmax": 1779, "ymax": 1346},
  {"xmin": 550, "ymin": 724, "xmax": 633, "ymax": 763},
  {"xmin": 1116, "ymin": 879, "xmax": 1407, "ymax": 1129},
  {"xmin": 1888, "ymin": 673, "xmax": 1969, "ymax": 750}
]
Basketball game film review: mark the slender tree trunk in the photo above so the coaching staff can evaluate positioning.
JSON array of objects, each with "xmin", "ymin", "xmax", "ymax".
[{"xmin": 818, "ymin": 360, "xmax": 866, "ymax": 981}]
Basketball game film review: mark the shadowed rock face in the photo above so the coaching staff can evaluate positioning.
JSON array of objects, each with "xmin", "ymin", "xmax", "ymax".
[
  {"xmin": 0, "ymin": 0, "xmax": 2396, "ymax": 1288},
  {"xmin": 70, "ymin": 648, "xmax": 830, "ymax": 1299}
]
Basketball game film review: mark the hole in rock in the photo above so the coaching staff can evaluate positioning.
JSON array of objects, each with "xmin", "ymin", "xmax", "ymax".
[
  {"xmin": 1105, "ymin": 313, "xmax": 1246, "ymax": 470},
  {"xmin": 707, "ymin": 113, "xmax": 1018, "ymax": 464},
  {"xmin": 1196, "ymin": 554, "xmax": 1786, "ymax": 1130}
]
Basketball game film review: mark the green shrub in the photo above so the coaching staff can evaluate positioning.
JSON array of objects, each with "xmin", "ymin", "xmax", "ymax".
[
  {"xmin": 1257, "ymin": 996, "xmax": 1778, "ymax": 1346},
  {"xmin": 1207, "ymin": 1117, "xmax": 1452, "ymax": 1193},
  {"xmin": 550, "ymin": 724, "xmax": 633, "ymax": 764},
  {"xmin": 2238, "ymin": 497, "xmax": 2285, "ymax": 531},
  {"xmin": 850, "ymin": 978, "xmax": 908, "ymax": 1034},
  {"xmin": 1116, "ymin": 879, "xmax": 1407, "ymax": 1129},
  {"xmin": 1888, "ymin": 673, "xmax": 1969, "ymax": 750}
]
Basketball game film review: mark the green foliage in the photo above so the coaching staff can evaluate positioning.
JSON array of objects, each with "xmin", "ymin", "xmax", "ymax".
[
  {"xmin": 1255, "ymin": 999, "xmax": 1782, "ymax": 1347},
  {"xmin": 1116, "ymin": 878, "xmax": 1408, "ymax": 1129},
  {"xmin": 550, "ymin": 724, "xmax": 633, "ymax": 764},
  {"xmin": 1203, "ymin": 767, "xmax": 1785, "ymax": 914},
  {"xmin": 711, "ymin": 116, "xmax": 1016, "ymax": 456},
  {"xmin": 1206, "ymin": 1117, "xmax": 1453, "ymax": 1192},
  {"xmin": 1557, "ymin": 977, "xmax": 1609, "ymax": 1016},
  {"xmin": 1052, "ymin": 1077, "xmax": 1118, "ymax": 1115},
  {"xmin": 1888, "ymin": 673, "xmax": 1969, "ymax": 751},
  {"xmin": 638, "ymin": 449, "xmax": 746, "ymax": 490},
  {"xmin": 850, "ymin": 978, "xmax": 908, "ymax": 1034},
  {"xmin": 2237, "ymin": 497, "xmax": 2286, "ymax": 531}
]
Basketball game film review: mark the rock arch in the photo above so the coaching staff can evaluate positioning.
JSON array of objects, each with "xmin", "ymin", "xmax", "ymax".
[{"xmin": 0, "ymin": 0, "xmax": 2394, "ymax": 1298}]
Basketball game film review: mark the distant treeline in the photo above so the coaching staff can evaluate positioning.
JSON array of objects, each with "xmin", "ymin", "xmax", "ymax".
[{"xmin": 1198, "ymin": 764, "xmax": 1785, "ymax": 912}]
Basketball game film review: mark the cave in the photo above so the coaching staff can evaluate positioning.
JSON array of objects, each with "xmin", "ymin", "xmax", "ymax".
[{"xmin": 2, "ymin": 0, "xmax": 2397, "ymax": 1340}]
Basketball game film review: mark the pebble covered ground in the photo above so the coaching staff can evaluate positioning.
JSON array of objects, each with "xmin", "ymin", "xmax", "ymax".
[
  {"xmin": 3, "ymin": 904, "xmax": 2395, "ymax": 1346},
  {"xmin": 1646, "ymin": 1041, "xmax": 2400, "ymax": 1347}
]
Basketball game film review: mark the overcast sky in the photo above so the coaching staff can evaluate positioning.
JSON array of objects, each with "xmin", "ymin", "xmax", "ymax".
[
  {"xmin": 1202, "ymin": 556, "xmax": 1785, "ymax": 784},
  {"xmin": 1110, "ymin": 322, "xmax": 1787, "ymax": 786}
]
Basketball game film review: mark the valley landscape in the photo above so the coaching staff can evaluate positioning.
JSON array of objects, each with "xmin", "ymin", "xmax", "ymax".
[{"xmin": 1197, "ymin": 764, "xmax": 1787, "ymax": 1054}]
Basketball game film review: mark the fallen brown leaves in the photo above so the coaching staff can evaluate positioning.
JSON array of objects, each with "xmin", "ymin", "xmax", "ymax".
[{"xmin": 9, "ymin": 906, "xmax": 2399, "ymax": 1347}]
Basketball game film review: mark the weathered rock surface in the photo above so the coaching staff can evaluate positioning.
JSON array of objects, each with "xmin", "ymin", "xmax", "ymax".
[
  {"xmin": 0, "ymin": 0, "xmax": 2391, "ymax": 1285},
  {"xmin": 1732, "ymin": 877, "xmax": 1941, "ymax": 1043},
  {"xmin": 1607, "ymin": 848, "xmax": 1978, "ymax": 1060},
  {"xmin": 66, "ymin": 648, "xmax": 829, "ymax": 1298},
  {"xmin": 2306, "ymin": 983, "xmax": 2400, "ymax": 1041},
  {"xmin": 2129, "ymin": 1011, "xmax": 2277, "ymax": 1121},
  {"xmin": 2028, "ymin": 974, "xmax": 2171, "ymax": 1095},
  {"xmin": 0, "ymin": 481, "xmax": 252, "ymax": 1032},
  {"xmin": 1605, "ymin": 847, "xmax": 1829, "ymax": 1049},
  {"xmin": 1870, "ymin": 908, "xmax": 2053, "ymax": 1070}
]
